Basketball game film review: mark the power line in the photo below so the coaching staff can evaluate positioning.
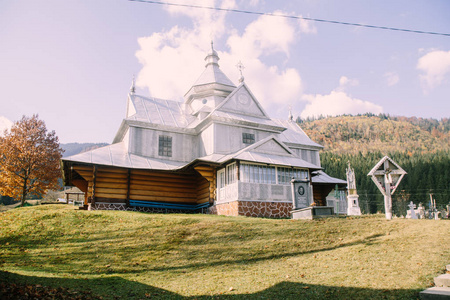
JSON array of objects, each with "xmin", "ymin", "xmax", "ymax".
[{"xmin": 129, "ymin": 0, "xmax": 450, "ymax": 37}]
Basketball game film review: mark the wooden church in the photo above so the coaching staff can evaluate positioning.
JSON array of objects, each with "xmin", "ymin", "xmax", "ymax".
[{"xmin": 61, "ymin": 44, "xmax": 346, "ymax": 218}]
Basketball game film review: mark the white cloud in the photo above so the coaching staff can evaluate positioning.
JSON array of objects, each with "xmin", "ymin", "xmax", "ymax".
[
  {"xmin": 0, "ymin": 116, "xmax": 13, "ymax": 136},
  {"xmin": 417, "ymin": 50, "xmax": 450, "ymax": 91},
  {"xmin": 298, "ymin": 16, "xmax": 317, "ymax": 34},
  {"xmin": 300, "ymin": 91, "xmax": 383, "ymax": 119},
  {"xmin": 336, "ymin": 76, "xmax": 359, "ymax": 92},
  {"xmin": 135, "ymin": 2, "xmax": 313, "ymax": 114},
  {"xmin": 384, "ymin": 72, "xmax": 399, "ymax": 86}
]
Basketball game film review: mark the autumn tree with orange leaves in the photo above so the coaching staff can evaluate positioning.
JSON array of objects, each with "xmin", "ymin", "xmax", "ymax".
[{"xmin": 0, "ymin": 115, "xmax": 63, "ymax": 206}]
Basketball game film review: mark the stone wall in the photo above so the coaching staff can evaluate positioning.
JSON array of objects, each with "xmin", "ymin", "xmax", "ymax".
[
  {"xmin": 90, "ymin": 202, "xmax": 209, "ymax": 214},
  {"xmin": 210, "ymin": 200, "xmax": 292, "ymax": 218},
  {"xmin": 89, "ymin": 200, "xmax": 292, "ymax": 218}
]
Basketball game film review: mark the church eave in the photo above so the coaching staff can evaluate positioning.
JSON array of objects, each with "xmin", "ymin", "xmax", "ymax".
[{"xmin": 194, "ymin": 114, "xmax": 287, "ymax": 134}]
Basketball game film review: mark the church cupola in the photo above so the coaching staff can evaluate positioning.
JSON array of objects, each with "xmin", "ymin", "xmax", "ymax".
[
  {"xmin": 205, "ymin": 41, "xmax": 220, "ymax": 67},
  {"xmin": 184, "ymin": 42, "xmax": 236, "ymax": 116}
]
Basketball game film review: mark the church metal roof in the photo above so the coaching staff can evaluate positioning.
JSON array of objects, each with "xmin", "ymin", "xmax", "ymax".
[
  {"xmin": 273, "ymin": 119, "xmax": 323, "ymax": 149},
  {"xmin": 311, "ymin": 171, "xmax": 347, "ymax": 185},
  {"xmin": 126, "ymin": 95, "xmax": 196, "ymax": 128},
  {"xmin": 191, "ymin": 42, "xmax": 236, "ymax": 88},
  {"xmin": 62, "ymin": 142, "xmax": 185, "ymax": 170}
]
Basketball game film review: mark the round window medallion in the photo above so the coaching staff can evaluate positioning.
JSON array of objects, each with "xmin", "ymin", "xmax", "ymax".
[
  {"xmin": 238, "ymin": 94, "xmax": 250, "ymax": 105},
  {"xmin": 202, "ymin": 99, "xmax": 207, "ymax": 104}
]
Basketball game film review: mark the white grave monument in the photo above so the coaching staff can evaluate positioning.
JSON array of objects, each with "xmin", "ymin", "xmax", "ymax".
[
  {"xmin": 417, "ymin": 203, "xmax": 425, "ymax": 219},
  {"xmin": 368, "ymin": 156, "xmax": 407, "ymax": 220},
  {"xmin": 406, "ymin": 201, "xmax": 418, "ymax": 219},
  {"xmin": 346, "ymin": 162, "xmax": 361, "ymax": 216}
]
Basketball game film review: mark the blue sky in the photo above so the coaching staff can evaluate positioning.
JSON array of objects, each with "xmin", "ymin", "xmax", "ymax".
[{"xmin": 1, "ymin": 0, "xmax": 449, "ymax": 143}]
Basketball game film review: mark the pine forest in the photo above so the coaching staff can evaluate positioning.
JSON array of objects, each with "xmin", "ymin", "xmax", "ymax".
[{"xmin": 299, "ymin": 114, "xmax": 450, "ymax": 216}]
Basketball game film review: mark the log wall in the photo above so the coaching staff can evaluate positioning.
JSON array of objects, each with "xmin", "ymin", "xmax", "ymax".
[{"xmin": 71, "ymin": 165, "xmax": 215, "ymax": 206}]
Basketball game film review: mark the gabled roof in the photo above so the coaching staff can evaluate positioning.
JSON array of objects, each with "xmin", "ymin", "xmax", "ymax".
[
  {"xmin": 213, "ymin": 83, "xmax": 270, "ymax": 119},
  {"xmin": 311, "ymin": 171, "xmax": 347, "ymax": 185},
  {"xmin": 273, "ymin": 119, "xmax": 323, "ymax": 149},
  {"xmin": 62, "ymin": 142, "xmax": 185, "ymax": 170},
  {"xmin": 62, "ymin": 136, "xmax": 321, "ymax": 172},
  {"xmin": 208, "ymin": 136, "xmax": 321, "ymax": 170}
]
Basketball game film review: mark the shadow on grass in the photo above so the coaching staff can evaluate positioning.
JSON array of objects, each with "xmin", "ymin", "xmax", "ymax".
[
  {"xmin": 0, "ymin": 270, "xmax": 422, "ymax": 300},
  {"xmin": 148, "ymin": 233, "xmax": 385, "ymax": 272}
]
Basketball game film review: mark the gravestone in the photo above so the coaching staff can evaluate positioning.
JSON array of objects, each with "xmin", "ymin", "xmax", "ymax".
[
  {"xmin": 290, "ymin": 179, "xmax": 334, "ymax": 219},
  {"xmin": 417, "ymin": 203, "xmax": 425, "ymax": 219},
  {"xmin": 407, "ymin": 201, "xmax": 418, "ymax": 219},
  {"xmin": 291, "ymin": 179, "xmax": 311, "ymax": 209}
]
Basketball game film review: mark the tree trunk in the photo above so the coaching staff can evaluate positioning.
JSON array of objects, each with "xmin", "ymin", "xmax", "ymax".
[{"xmin": 21, "ymin": 178, "xmax": 27, "ymax": 207}]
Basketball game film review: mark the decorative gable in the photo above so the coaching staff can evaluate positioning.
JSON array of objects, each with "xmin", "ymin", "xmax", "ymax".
[
  {"xmin": 217, "ymin": 84, "xmax": 269, "ymax": 119},
  {"xmin": 253, "ymin": 138, "xmax": 292, "ymax": 156}
]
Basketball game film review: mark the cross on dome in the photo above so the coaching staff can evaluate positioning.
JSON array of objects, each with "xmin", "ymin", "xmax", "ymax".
[
  {"xmin": 236, "ymin": 60, "xmax": 245, "ymax": 83},
  {"xmin": 130, "ymin": 75, "xmax": 136, "ymax": 94}
]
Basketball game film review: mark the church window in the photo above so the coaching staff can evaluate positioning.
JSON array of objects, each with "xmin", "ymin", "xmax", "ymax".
[
  {"xmin": 242, "ymin": 133, "xmax": 255, "ymax": 144},
  {"xmin": 277, "ymin": 167, "xmax": 309, "ymax": 184},
  {"xmin": 240, "ymin": 164, "xmax": 276, "ymax": 184},
  {"xmin": 240, "ymin": 163, "xmax": 308, "ymax": 185},
  {"xmin": 226, "ymin": 163, "xmax": 237, "ymax": 185},
  {"xmin": 158, "ymin": 135, "xmax": 172, "ymax": 157}
]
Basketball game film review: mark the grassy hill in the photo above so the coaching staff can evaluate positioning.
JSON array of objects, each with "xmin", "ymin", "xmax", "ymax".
[
  {"xmin": 299, "ymin": 115, "xmax": 450, "ymax": 155},
  {"xmin": 1, "ymin": 205, "xmax": 449, "ymax": 299}
]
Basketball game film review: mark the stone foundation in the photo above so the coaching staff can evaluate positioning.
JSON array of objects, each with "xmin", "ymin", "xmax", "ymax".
[
  {"xmin": 88, "ymin": 201, "xmax": 291, "ymax": 218},
  {"xmin": 210, "ymin": 200, "xmax": 292, "ymax": 218},
  {"xmin": 90, "ymin": 202, "xmax": 209, "ymax": 214}
]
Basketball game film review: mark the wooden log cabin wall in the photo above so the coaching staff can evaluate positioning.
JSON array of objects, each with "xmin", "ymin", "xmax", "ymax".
[{"xmin": 68, "ymin": 164, "xmax": 216, "ymax": 210}]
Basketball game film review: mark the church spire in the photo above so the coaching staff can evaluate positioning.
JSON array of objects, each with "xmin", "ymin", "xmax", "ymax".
[
  {"xmin": 205, "ymin": 40, "xmax": 220, "ymax": 67},
  {"xmin": 130, "ymin": 75, "xmax": 136, "ymax": 94}
]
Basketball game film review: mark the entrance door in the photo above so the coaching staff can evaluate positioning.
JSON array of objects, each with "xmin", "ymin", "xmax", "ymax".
[{"xmin": 217, "ymin": 169, "xmax": 226, "ymax": 201}]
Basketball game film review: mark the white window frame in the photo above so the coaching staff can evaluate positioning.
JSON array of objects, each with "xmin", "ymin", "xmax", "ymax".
[{"xmin": 240, "ymin": 162, "xmax": 308, "ymax": 185}]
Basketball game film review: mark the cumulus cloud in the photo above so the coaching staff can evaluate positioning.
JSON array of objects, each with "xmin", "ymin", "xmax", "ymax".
[
  {"xmin": 417, "ymin": 50, "xmax": 450, "ymax": 91},
  {"xmin": 384, "ymin": 72, "xmax": 399, "ymax": 86},
  {"xmin": 336, "ymin": 76, "xmax": 359, "ymax": 92},
  {"xmin": 135, "ymin": 1, "xmax": 315, "ymax": 113},
  {"xmin": 300, "ymin": 91, "xmax": 383, "ymax": 119}
]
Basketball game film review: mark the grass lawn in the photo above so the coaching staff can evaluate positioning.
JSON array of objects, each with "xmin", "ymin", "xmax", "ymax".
[{"xmin": 0, "ymin": 205, "xmax": 449, "ymax": 299}]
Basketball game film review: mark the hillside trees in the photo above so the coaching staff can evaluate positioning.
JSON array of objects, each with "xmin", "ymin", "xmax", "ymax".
[
  {"xmin": 300, "ymin": 115, "xmax": 450, "ymax": 215},
  {"xmin": 320, "ymin": 150, "xmax": 450, "ymax": 215},
  {"xmin": 0, "ymin": 115, "xmax": 64, "ymax": 206}
]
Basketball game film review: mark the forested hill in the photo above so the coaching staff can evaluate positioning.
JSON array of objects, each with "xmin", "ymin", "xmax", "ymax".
[
  {"xmin": 298, "ymin": 115, "xmax": 450, "ymax": 214},
  {"xmin": 298, "ymin": 115, "xmax": 450, "ymax": 155}
]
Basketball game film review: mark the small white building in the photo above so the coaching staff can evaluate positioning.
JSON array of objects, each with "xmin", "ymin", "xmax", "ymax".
[{"xmin": 61, "ymin": 44, "xmax": 346, "ymax": 218}]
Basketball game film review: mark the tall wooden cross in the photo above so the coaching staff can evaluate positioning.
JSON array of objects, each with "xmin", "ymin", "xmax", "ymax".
[{"xmin": 368, "ymin": 156, "xmax": 407, "ymax": 220}]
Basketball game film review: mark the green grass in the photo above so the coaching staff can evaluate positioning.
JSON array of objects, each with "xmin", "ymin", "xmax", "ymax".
[{"xmin": 0, "ymin": 205, "xmax": 449, "ymax": 299}]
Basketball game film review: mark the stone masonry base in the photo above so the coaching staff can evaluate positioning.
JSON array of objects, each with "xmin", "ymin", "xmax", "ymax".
[
  {"xmin": 89, "ymin": 203, "xmax": 209, "ymax": 214},
  {"xmin": 90, "ymin": 201, "xmax": 292, "ymax": 218},
  {"xmin": 209, "ymin": 201, "xmax": 292, "ymax": 218}
]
